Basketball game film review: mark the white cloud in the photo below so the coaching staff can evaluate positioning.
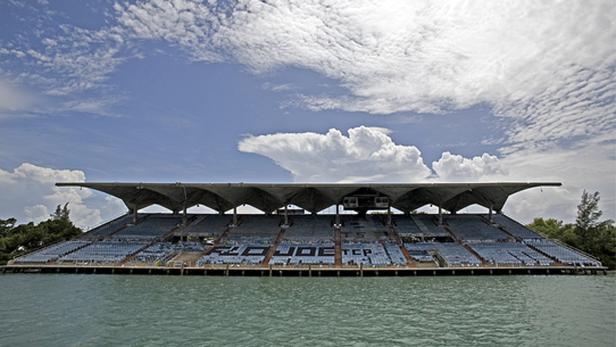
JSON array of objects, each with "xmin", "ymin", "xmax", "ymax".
[
  {"xmin": 110, "ymin": 0, "xmax": 615, "ymax": 150},
  {"xmin": 432, "ymin": 152, "xmax": 507, "ymax": 181},
  {"xmin": 239, "ymin": 126, "xmax": 615, "ymax": 223},
  {"xmin": 0, "ymin": 79, "xmax": 37, "ymax": 117},
  {"xmin": 3, "ymin": 0, "xmax": 614, "ymax": 149},
  {"xmin": 239, "ymin": 126, "xmax": 431, "ymax": 182},
  {"xmin": 0, "ymin": 163, "xmax": 126, "ymax": 228}
]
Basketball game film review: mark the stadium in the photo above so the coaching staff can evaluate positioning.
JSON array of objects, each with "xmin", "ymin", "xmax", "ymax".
[{"xmin": 5, "ymin": 182, "xmax": 606, "ymax": 276}]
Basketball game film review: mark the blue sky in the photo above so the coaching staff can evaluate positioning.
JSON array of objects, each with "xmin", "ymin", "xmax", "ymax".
[{"xmin": 0, "ymin": 0, "xmax": 614, "ymax": 227}]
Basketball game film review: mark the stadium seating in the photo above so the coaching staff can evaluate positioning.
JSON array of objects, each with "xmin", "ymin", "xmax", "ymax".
[
  {"xmin": 405, "ymin": 242, "xmax": 481, "ymax": 266},
  {"xmin": 81, "ymin": 214, "xmax": 134, "ymax": 239},
  {"xmin": 284, "ymin": 215, "xmax": 333, "ymax": 241},
  {"xmin": 468, "ymin": 242, "xmax": 553, "ymax": 266},
  {"xmin": 384, "ymin": 242, "xmax": 407, "ymax": 265},
  {"xmin": 60, "ymin": 240, "xmax": 148, "ymax": 263},
  {"xmin": 270, "ymin": 241, "xmax": 335, "ymax": 265},
  {"xmin": 525, "ymin": 239, "xmax": 601, "ymax": 266},
  {"xmin": 12, "ymin": 212, "xmax": 603, "ymax": 270},
  {"xmin": 113, "ymin": 215, "xmax": 182, "ymax": 240},
  {"xmin": 342, "ymin": 241, "xmax": 399, "ymax": 266},
  {"xmin": 226, "ymin": 215, "xmax": 281, "ymax": 242},
  {"xmin": 491, "ymin": 214, "xmax": 543, "ymax": 240},
  {"xmin": 14, "ymin": 240, "xmax": 91, "ymax": 263},
  {"xmin": 133, "ymin": 242, "xmax": 204, "ymax": 263},
  {"xmin": 197, "ymin": 243, "xmax": 270, "ymax": 265},
  {"xmin": 181, "ymin": 215, "xmax": 231, "ymax": 237},
  {"xmin": 445, "ymin": 215, "xmax": 510, "ymax": 241},
  {"xmin": 394, "ymin": 215, "xmax": 450, "ymax": 238},
  {"xmin": 340, "ymin": 215, "xmax": 389, "ymax": 241}
]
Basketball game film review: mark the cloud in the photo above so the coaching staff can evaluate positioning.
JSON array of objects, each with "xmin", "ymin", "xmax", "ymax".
[
  {"xmin": 2, "ymin": 0, "xmax": 614, "ymax": 149},
  {"xmin": 0, "ymin": 163, "xmax": 126, "ymax": 228},
  {"xmin": 432, "ymin": 152, "xmax": 507, "ymax": 181},
  {"xmin": 110, "ymin": 0, "xmax": 616, "ymax": 150},
  {"xmin": 239, "ymin": 126, "xmax": 431, "ymax": 182},
  {"xmin": 0, "ymin": 79, "xmax": 37, "ymax": 116},
  {"xmin": 239, "ymin": 126, "xmax": 615, "ymax": 223}
]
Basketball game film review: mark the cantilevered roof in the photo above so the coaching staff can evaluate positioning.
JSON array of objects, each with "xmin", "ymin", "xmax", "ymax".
[{"xmin": 56, "ymin": 182, "xmax": 561, "ymax": 213}]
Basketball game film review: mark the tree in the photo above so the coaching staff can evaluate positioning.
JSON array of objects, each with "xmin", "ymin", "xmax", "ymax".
[
  {"xmin": 0, "ymin": 203, "xmax": 82, "ymax": 265},
  {"xmin": 575, "ymin": 191, "xmax": 613, "ymax": 249},
  {"xmin": 52, "ymin": 203, "xmax": 70, "ymax": 221}
]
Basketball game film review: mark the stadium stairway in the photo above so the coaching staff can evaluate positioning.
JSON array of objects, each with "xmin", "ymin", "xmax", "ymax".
[
  {"xmin": 334, "ymin": 227, "xmax": 342, "ymax": 266},
  {"xmin": 200, "ymin": 222, "xmax": 234, "ymax": 256},
  {"xmin": 262, "ymin": 226, "xmax": 285, "ymax": 266},
  {"xmin": 386, "ymin": 224, "xmax": 415, "ymax": 267},
  {"xmin": 120, "ymin": 215, "xmax": 195, "ymax": 265}
]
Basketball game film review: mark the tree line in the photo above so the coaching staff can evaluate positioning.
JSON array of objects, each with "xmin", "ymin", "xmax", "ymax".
[
  {"xmin": 0, "ymin": 204, "xmax": 82, "ymax": 265},
  {"xmin": 526, "ymin": 191, "xmax": 615, "ymax": 269},
  {"xmin": 0, "ymin": 192, "xmax": 614, "ymax": 268}
]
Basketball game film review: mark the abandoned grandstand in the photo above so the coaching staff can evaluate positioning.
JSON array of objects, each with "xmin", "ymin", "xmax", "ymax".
[{"xmin": 3, "ymin": 182, "xmax": 607, "ymax": 276}]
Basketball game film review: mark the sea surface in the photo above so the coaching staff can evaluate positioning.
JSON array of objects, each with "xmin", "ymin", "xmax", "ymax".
[{"xmin": 1, "ymin": 274, "xmax": 614, "ymax": 346}]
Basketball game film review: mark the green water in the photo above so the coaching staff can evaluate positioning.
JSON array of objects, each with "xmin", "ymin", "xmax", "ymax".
[{"xmin": 1, "ymin": 274, "xmax": 614, "ymax": 346}]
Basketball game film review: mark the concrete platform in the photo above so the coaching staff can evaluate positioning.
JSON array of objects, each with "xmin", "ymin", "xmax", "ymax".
[{"xmin": 1, "ymin": 264, "xmax": 608, "ymax": 276}]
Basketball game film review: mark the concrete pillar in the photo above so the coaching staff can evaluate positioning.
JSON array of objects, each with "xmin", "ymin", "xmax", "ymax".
[
  {"xmin": 232, "ymin": 206, "xmax": 238, "ymax": 227},
  {"xmin": 488, "ymin": 203, "xmax": 493, "ymax": 222},
  {"xmin": 335, "ymin": 204, "xmax": 340, "ymax": 226},
  {"xmin": 284, "ymin": 204, "xmax": 289, "ymax": 226},
  {"xmin": 132, "ymin": 207, "xmax": 138, "ymax": 224},
  {"xmin": 438, "ymin": 206, "xmax": 443, "ymax": 225}
]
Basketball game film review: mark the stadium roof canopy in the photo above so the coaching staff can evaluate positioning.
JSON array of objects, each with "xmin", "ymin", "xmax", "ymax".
[{"xmin": 56, "ymin": 182, "xmax": 561, "ymax": 213}]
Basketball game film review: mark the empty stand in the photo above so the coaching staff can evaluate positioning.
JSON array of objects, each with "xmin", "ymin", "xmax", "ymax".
[
  {"xmin": 340, "ymin": 215, "xmax": 389, "ymax": 241},
  {"xmin": 270, "ymin": 241, "xmax": 335, "ymax": 266},
  {"xmin": 180, "ymin": 215, "xmax": 231, "ymax": 237},
  {"xmin": 394, "ymin": 215, "xmax": 450, "ymax": 239},
  {"xmin": 468, "ymin": 242, "xmax": 553, "ymax": 266},
  {"xmin": 133, "ymin": 242, "xmax": 204, "ymax": 264},
  {"xmin": 405, "ymin": 242, "xmax": 481, "ymax": 266},
  {"xmin": 284, "ymin": 215, "xmax": 333, "ymax": 241},
  {"xmin": 491, "ymin": 214, "xmax": 543, "ymax": 240},
  {"xmin": 445, "ymin": 215, "xmax": 509, "ymax": 241},
  {"xmin": 113, "ymin": 215, "xmax": 182, "ymax": 240},
  {"xmin": 81, "ymin": 214, "xmax": 133, "ymax": 239},
  {"xmin": 14, "ymin": 240, "xmax": 91, "ymax": 263},
  {"xmin": 525, "ymin": 240, "xmax": 601, "ymax": 266},
  {"xmin": 60, "ymin": 240, "xmax": 148, "ymax": 263}
]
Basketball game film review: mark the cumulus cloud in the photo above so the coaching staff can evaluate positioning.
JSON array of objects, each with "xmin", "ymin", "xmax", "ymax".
[
  {"xmin": 239, "ymin": 126, "xmax": 431, "ymax": 182},
  {"xmin": 0, "ymin": 163, "xmax": 126, "ymax": 228},
  {"xmin": 432, "ymin": 152, "xmax": 507, "ymax": 181},
  {"xmin": 239, "ymin": 126, "xmax": 615, "ymax": 223}
]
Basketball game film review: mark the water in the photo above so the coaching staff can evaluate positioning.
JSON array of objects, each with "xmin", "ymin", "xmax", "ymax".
[{"xmin": 1, "ymin": 274, "xmax": 614, "ymax": 346}]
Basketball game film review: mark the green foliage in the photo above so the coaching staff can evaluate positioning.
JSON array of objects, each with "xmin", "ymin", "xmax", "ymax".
[
  {"xmin": 0, "ymin": 204, "xmax": 82, "ymax": 265},
  {"xmin": 527, "ymin": 191, "xmax": 616, "ymax": 269}
]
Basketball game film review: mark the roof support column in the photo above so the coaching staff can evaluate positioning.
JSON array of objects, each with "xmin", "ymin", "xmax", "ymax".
[
  {"xmin": 438, "ymin": 206, "xmax": 443, "ymax": 225},
  {"xmin": 182, "ymin": 185, "xmax": 188, "ymax": 226},
  {"xmin": 488, "ymin": 203, "xmax": 493, "ymax": 223},
  {"xmin": 132, "ymin": 207, "xmax": 138, "ymax": 224},
  {"xmin": 232, "ymin": 206, "xmax": 238, "ymax": 227},
  {"xmin": 182, "ymin": 204, "xmax": 188, "ymax": 226},
  {"xmin": 387, "ymin": 203, "xmax": 392, "ymax": 227},
  {"xmin": 283, "ymin": 204, "xmax": 289, "ymax": 227},
  {"xmin": 335, "ymin": 204, "xmax": 340, "ymax": 227}
]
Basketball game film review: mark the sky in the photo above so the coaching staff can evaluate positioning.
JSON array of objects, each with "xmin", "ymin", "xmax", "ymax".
[{"xmin": 0, "ymin": 0, "xmax": 614, "ymax": 228}]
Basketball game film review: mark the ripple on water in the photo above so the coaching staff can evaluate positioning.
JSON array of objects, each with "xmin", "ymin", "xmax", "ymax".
[{"xmin": 0, "ymin": 275, "xmax": 614, "ymax": 347}]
